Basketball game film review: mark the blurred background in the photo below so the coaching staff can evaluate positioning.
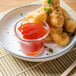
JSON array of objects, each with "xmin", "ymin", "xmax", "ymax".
[{"xmin": 0, "ymin": 0, "xmax": 76, "ymax": 12}]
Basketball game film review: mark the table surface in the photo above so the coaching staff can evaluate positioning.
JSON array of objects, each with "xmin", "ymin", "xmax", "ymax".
[{"xmin": 0, "ymin": 0, "xmax": 76, "ymax": 12}]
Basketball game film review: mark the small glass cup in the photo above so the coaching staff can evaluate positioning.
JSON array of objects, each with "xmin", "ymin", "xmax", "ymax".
[{"xmin": 14, "ymin": 20, "xmax": 49, "ymax": 56}]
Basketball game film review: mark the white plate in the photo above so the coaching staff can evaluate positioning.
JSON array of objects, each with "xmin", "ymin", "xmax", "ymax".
[{"xmin": 0, "ymin": 4, "xmax": 76, "ymax": 62}]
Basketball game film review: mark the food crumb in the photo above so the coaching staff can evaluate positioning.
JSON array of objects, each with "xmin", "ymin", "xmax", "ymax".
[
  {"xmin": 46, "ymin": 53, "xmax": 49, "ymax": 55},
  {"xmin": 19, "ymin": 49, "xmax": 21, "ymax": 51},
  {"xmin": 20, "ymin": 13, "xmax": 23, "ymax": 16},
  {"xmin": 7, "ymin": 32, "xmax": 9, "ymax": 34}
]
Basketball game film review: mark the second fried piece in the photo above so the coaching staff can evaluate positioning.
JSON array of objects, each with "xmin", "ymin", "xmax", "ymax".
[
  {"xmin": 48, "ymin": 7, "xmax": 64, "ymax": 27},
  {"xmin": 64, "ymin": 20, "xmax": 76, "ymax": 33},
  {"xmin": 62, "ymin": 8, "xmax": 76, "ymax": 33},
  {"xmin": 50, "ymin": 27, "xmax": 70, "ymax": 46},
  {"xmin": 43, "ymin": 0, "xmax": 60, "ymax": 8}
]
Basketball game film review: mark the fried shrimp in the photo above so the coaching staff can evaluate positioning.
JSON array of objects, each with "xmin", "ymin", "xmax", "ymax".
[
  {"xmin": 62, "ymin": 9, "xmax": 76, "ymax": 33},
  {"xmin": 43, "ymin": 0, "xmax": 64, "ymax": 27},
  {"xmin": 25, "ymin": 7, "xmax": 47, "ymax": 25},
  {"xmin": 64, "ymin": 20, "xmax": 76, "ymax": 33},
  {"xmin": 48, "ymin": 7, "xmax": 64, "ymax": 27},
  {"xmin": 43, "ymin": 0, "xmax": 60, "ymax": 7},
  {"xmin": 42, "ymin": 0, "xmax": 60, "ymax": 13},
  {"xmin": 50, "ymin": 27, "xmax": 70, "ymax": 46}
]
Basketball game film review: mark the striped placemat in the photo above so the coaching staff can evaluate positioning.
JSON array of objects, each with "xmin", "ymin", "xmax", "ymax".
[
  {"xmin": 0, "ymin": 45, "xmax": 76, "ymax": 76},
  {"xmin": 0, "ymin": 0, "xmax": 76, "ymax": 76}
]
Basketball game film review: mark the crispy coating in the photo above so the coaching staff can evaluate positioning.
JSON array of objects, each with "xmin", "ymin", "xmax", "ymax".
[
  {"xmin": 50, "ymin": 27, "xmax": 70, "ymax": 46},
  {"xmin": 53, "ymin": 0, "xmax": 60, "ymax": 7},
  {"xmin": 26, "ymin": 7, "xmax": 47, "ymax": 25},
  {"xmin": 62, "ymin": 9, "xmax": 76, "ymax": 33},
  {"xmin": 48, "ymin": 7, "xmax": 64, "ymax": 27},
  {"xmin": 42, "ymin": 0, "xmax": 60, "ymax": 13},
  {"xmin": 64, "ymin": 20, "xmax": 76, "ymax": 33},
  {"xmin": 43, "ymin": 0, "xmax": 64, "ymax": 27},
  {"xmin": 43, "ymin": 0, "xmax": 60, "ymax": 7}
]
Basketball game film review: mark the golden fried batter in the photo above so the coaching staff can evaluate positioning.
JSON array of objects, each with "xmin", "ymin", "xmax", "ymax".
[
  {"xmin": 50, "ymin": 27, "xmax": 70, "ymax": 46},
  {"xmin": 48, "ymin": 7, "xmax": 64, "ymax": 27},
  {"xmin": 62, "ymin": 9, "xmax": 76, "ymax": 33},
  {"xmin": 25, "ymin": 7, "xmax": 47, "ymax": 25},
  {"xmin": 43, "ymin": 0, "xmax": 60, "ymax": 7},
  {"xmin": 64, "ymin": 20, "xmax": 76, "ymax": 33}
]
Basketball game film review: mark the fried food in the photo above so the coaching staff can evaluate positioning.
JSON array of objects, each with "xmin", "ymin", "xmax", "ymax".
[
  {"xmin": 62, "ymin": 9, "xmax": 76, "ymax": 33},
  {"xmin": 50, "ymin": 27, "xmax": 70, "ymax": 46},
  {"xmin": 42, "ymin": 0, "xmax": 60, "ymax": 14},
  {"xmin": 48, "ymin": 7, "xmax": 64, "ymax": 27},
  {"xmin": 64, "ymin": 20, "xmax": 76, "ymax": 33},
  {"xmin": 53, "ymin": 0, "xmax": 60, "ymax": 7},
  {"xmin": 26, "ymin": 7, "xmax": 47, "ymax": 25},
  {"xmin": 43, "ymin": 0, "xmax": 64, "ymax": 28},
  {"xmin": 43, "ymin": 0, "xmax": 60, "ymax": 7}
]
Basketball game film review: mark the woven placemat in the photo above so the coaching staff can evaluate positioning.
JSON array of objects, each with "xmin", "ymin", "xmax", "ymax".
[{"xmin": 0, "ymin": 0, "xmax": 76, "ymax": 76}]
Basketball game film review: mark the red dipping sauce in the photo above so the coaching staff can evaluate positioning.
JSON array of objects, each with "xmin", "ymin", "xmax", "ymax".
[
  {"xmin": 15, "ymin": 20, "xmax": 49, "ymax": 56},
  {"xmin": 18, "ymin": 23, "xmax": 47, "ymax": 39}
]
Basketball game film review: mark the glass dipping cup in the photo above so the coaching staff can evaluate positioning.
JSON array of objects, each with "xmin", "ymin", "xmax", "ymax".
[{"xmin": 14, "ymin": 20, "xmax": 49, "ymax": 56}]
